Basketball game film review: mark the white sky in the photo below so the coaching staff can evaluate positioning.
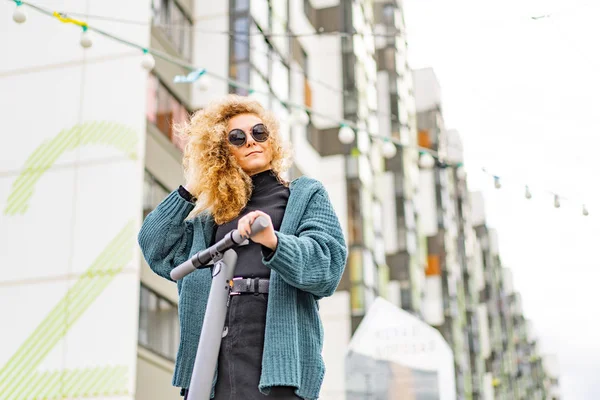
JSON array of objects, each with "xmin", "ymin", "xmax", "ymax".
[{"xmin": 403, "ymin": 0, "xmax": 600, "ymax": 398}]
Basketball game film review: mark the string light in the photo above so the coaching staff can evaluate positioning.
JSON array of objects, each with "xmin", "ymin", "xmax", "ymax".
[
  {"xmin": 141, "ymin": 49, "xmax": 155, "ymax": 71},
  {"xmin": 289, "ymin": 108, "xmax": 310, "ymax": 127},
  {"xmin": 338, "ymin": 124, "xmax": 355, "ymax": 144},
  {"xmin": 12, "ymin": 0, "xmax": 26, "ymax": 23},
  {"xmin": 39, "ymin": 4, "xmax": 407, "ymax": 124},
  {"xmin": 494, "ymin": 176, "xmax": 502, "ymax": 189},
  {"xmin": 196, "ymin": 74, "xmax": 211, "ymax": 91},
  {"xmin": 7, "ymin": 0, "xmax": 593, "ymax": 219},
  {"xmin": 419, "ymin": 152, "xmax": 435, "ymax": 169},
  {"xmin": 582, "ymin": 205, "xmax": 589, "ymax": 216},
  {"xmin": 381, "ymin": 139, "xmax": 397, "ymax": 159},
  {"xmin": 46, "ymin": 3, "xmax": 597, "ymax": 39},
  {"xmin": 8, "ymin": 1, "xmax": 415, "ymax": 156},
  {"xmin": 481, "ymin": 169, "xmax": 590, "ymax": 217},
  {"xmin": 80, "ymin": 26, "xmax": 92, "ymax": 48},
  {"xmin": 553, "ymin": 194, "xmax": 561, "ymax": 209}
]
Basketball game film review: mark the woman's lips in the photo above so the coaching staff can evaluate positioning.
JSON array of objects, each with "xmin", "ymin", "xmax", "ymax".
[{"xmin": 246, "ymin": 151, "xmax": 262, "ymax": 157}]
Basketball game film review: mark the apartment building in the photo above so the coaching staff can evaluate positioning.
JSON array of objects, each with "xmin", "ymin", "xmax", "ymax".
[
  {"xmin": 1, "ymin": 0, "xmax": 559, "ymax": 399},
  {"xmin": 142, "ymin": 0, "xmax": 423, "ymax": 398}
]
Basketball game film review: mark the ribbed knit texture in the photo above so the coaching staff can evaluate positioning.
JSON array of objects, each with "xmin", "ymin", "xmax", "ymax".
[{"xmin": 138, "ymin": 177, "xmax": 347, "ymax": 400}]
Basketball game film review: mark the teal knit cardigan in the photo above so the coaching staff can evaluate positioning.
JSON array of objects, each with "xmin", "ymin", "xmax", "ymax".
[{"xmin": 138, "ymin": 176, "xmax": 348, "ymax": 400}]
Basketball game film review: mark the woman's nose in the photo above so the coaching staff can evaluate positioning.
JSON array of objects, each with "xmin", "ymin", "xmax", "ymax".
[{"xmin": 245, "ymin": 131, "xmax": 257, "ymax": 146}]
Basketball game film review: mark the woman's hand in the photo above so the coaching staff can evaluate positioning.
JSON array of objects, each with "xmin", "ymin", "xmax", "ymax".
[{"xmin": 237, "ymin": 210, "xmax": 278, "ymax": 250}]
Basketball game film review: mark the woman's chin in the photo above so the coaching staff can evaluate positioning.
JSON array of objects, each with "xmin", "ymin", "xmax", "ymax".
[{"xmin": 243, "ymin": 162, "xmax": 270, "ymax": 175}]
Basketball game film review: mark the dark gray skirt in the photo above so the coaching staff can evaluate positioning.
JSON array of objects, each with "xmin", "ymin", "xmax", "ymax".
[{"xmin": 184, "ymin": 293, "xmax": 300, "ymax": 400}]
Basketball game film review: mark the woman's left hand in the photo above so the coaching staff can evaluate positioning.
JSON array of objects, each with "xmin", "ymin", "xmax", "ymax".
[{"xmin": 237, "ymin": 210, "xmax": 278, "ymax": 250}]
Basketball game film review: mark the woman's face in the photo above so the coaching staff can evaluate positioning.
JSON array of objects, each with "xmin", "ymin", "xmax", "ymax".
[{"xmin": 226, "ymin": 113, "xmax": 274, "ymax": 176}]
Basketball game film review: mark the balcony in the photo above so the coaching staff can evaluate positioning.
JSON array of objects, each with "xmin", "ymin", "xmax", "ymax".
[
  {"xmin": 303, "ymin": 0, "xmax": 342, "ymax": 33},
  {"xmin": 306, "ymin": 124, "xmax": 352, "ymax": 157}
]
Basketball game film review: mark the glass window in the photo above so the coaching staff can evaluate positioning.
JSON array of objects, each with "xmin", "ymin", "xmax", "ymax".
[
  {"xmin": 235, "ymin": 0, "xmax": 249, "ymax": 12},
  {"xmin": 146, "ymin": 74, "xmax": 158, "ymax": 124},
  {"xmin": 342, "ymin": 52, "xmax": 356, "ymax": 91},
  {"xmin": 233, "ymin": 17, "xmax": 250, "ymax": 61},
  {"xmin": 349, "ymin": 249, "xmax": 363, "ymax": 284},
  {"xmin": 138, "ymin": 284, "xmax": 179, "ymax": 361},
  {"xmin": 383, "ymin": 4, "xmax": 395, "ymax": 26},
  {"xmin": 347, "ymin": 179, "xmax": 363, "ymax": 245},
  {"xmin": 143, "ymin": 171, "xmax": 170, "ymax": 217},
  {"xmin": 351, "ymin": 284, "xmax": 365, "ymax": 315},
  {"xmin": 151, "ymin": 0, "xmax": 192, "ymax": 60},
  {"xmin": 171, "ymin": 103, "xmax": 189, "ymax": 151},
  {"xmin": 229, "ymin": 62, "xmax": 250, "ymax": 95},
  {"xmin": 156, "ymin": 83, "xmax": 173, "ymax": 139},
  {"xmin": 146, "ymin": 74, "xmax": 191, "ymax": 151}
]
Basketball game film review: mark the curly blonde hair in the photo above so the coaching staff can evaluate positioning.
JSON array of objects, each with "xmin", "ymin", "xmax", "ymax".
[{"xmin": 178, "ymin": 95, "xmax": 291, "ymax": 224}]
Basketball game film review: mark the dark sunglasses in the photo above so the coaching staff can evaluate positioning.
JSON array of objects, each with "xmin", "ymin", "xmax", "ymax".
[{"xmin": 227, "ymin": 123, "xmax": 270, "ymax": 147}]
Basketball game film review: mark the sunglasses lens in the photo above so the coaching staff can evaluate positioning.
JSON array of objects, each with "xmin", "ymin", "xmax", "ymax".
[
  {"xmin": 252, "ymin": 124, "xmax": 269, "ymax": 142},
  {"xmin": 228, "ymin": 129, "xmax": 246, "ymax": 146}
]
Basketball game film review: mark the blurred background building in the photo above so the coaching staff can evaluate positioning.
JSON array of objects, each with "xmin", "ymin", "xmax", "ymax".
[{"xmin": 0, "ymin": 0, "xmax": 560, "ymax": 399}]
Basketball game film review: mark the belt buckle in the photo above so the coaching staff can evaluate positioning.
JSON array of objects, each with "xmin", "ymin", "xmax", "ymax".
[{"xmin": 229, "ymin": 277, "xmax": 245, "ymax": 296}]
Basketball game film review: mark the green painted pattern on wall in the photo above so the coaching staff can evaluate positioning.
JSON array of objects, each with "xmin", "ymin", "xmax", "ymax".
[
  {"xmin": 0, "ymin": 221, "xmax": 135, "ymax": 399},
  {"xmin": 4, "ymin": 121, "xmax": 138, "ymax": 215},
  {"xmin": 1, "ymin": 120, "xmax": 142, "ymax": 398},
  {"xmin": 27, "ymin": 366, "xmax": 128, "ymax": 399}
]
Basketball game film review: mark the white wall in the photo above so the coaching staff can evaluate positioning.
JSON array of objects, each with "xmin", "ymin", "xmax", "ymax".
[
  {"xmin": 413, "ymin": 67, "xmax": 441, "ymax": 113},
  {"xmin": 0, "ymin": 1, "xmax": 148, "ymax": 398},
  {"xmin": 320, "ymin": 291, "xmax": 350, "ymax": 400},
  {"xmin": 191, "ymin": 0, "xmax": 229, "ymax": 108},
  {"xmin": 470, "ymin": 191, "xmax": 486, "ymax": 227},
  {"xmin": 135, "ymin": 348, "xmax": 180, "ymax": 400},
  {"xmin": 416, "ymin": 169, "xmax": 439, "ymax": 236}
]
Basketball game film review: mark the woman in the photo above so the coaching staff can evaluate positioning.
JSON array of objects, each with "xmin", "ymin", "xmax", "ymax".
[{"xmin": 138, "ymin": 95, "xmax": 347, "ymax": 400}]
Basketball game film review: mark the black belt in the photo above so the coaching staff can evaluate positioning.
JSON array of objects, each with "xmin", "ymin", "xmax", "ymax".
[{"xmin": 230, "ymin": 277, "xmax": 269, "ymax": 295}]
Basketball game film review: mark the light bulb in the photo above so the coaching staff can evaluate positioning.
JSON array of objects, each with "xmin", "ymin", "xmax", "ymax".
[
  {"xmin": 338, "ymin": 125, "xmax": 355, "ymax": 144},
  {"xmin": 525, "ymin": 186, "xmax": 532, "ymax": 199},
  {"xmin": 80, "ymin": 30, "xmax": 92, "ymax": 49},
  {"xmin": 13, "ymin": 6, "xmax": 26, "ymax": 23},
  {"xmin": 554, "ymin": 194, "xmax": 560, "ymax": 208},
  {"xmin": 583, "ymin": 205, "xmax": 589, "ymax": 216},
  {"xmin": 196, "ymin": 74, "xmax": 211, "ymax": 91},
  {"xmin": 418, "ymin": 153, "xmax": 435, "ymax": 169},
  {"xmin": 382, "ymin": 140, "xmax": 397, "ymax": 159},
  {"xmin": 289, "ymin": 108, "xmax": 310, "ymax": 126},
  {"xmin": 494, "ymin": 176, "xmax": 501, "ymax": 189},
  {"xmin": 141, "ymin": 53, "xmax": 155, "ymax": 71}
]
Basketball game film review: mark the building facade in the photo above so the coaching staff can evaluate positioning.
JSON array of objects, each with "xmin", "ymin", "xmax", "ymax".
[{"xmin": 0, "ymin": 0, "xmax": 560, "ymax": 399}]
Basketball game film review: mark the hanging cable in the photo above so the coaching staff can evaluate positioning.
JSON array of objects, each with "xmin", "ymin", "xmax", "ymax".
[{"xmin": 6, "ymin": 0, "xmax": 592, "ymax": 217}]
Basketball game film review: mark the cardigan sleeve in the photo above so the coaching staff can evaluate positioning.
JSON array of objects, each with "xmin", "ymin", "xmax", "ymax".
[
  {"xmin": 262, "ymin": 187, "xmax": 348, "ymax": 298},
  {"xmin": 138, "ymin": 189, "xmax": 196, "ymax": 281}
]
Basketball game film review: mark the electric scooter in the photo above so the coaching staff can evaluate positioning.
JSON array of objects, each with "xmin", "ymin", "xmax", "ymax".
[{"xmin": 169, "ymin": 216, "xmax": 269, "ymax": 400}]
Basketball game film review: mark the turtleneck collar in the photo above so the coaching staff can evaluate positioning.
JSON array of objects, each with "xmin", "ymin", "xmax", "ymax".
[{"xmin": 250, "ymin": 169, "xmax": 279, "ymax": 193}]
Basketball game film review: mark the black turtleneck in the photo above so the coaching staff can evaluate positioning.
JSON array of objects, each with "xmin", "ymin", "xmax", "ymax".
[{"xmin": 212, "ymin": 170, "xmax": 290, "ymax": 278}]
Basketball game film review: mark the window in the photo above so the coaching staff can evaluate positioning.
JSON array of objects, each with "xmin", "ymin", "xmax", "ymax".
[
  {"xmin": 138, "ymin": 284, "xmax": 179, "ymax": 361},
  {"xmin": 151, "ymin": 0, "xmax": 193, "ymax": 60},
  {"xmin": 146, "ymin": 74, "xmax": 190, "ymax": 151},
  {"xmin": 233, "ymin": 17, "xmax": 250, "ymax": 61},
  {"xmin": 143, "ymin": 171, "xmax": 170, "ymax": 218},
  {"xmin": 347, "ymin": 179, "xmax": 363, "ymax": 245},
  {"xmin": 382, "ymin": 4, "xmax": 395, "ymax": 26},
  {"xmin": 229, "ymin": 0, "xmax": 251, "ymax": 95},
  {"xmin": 235, "ymin": 0, "xmax": 249, "ymax": 12}
]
